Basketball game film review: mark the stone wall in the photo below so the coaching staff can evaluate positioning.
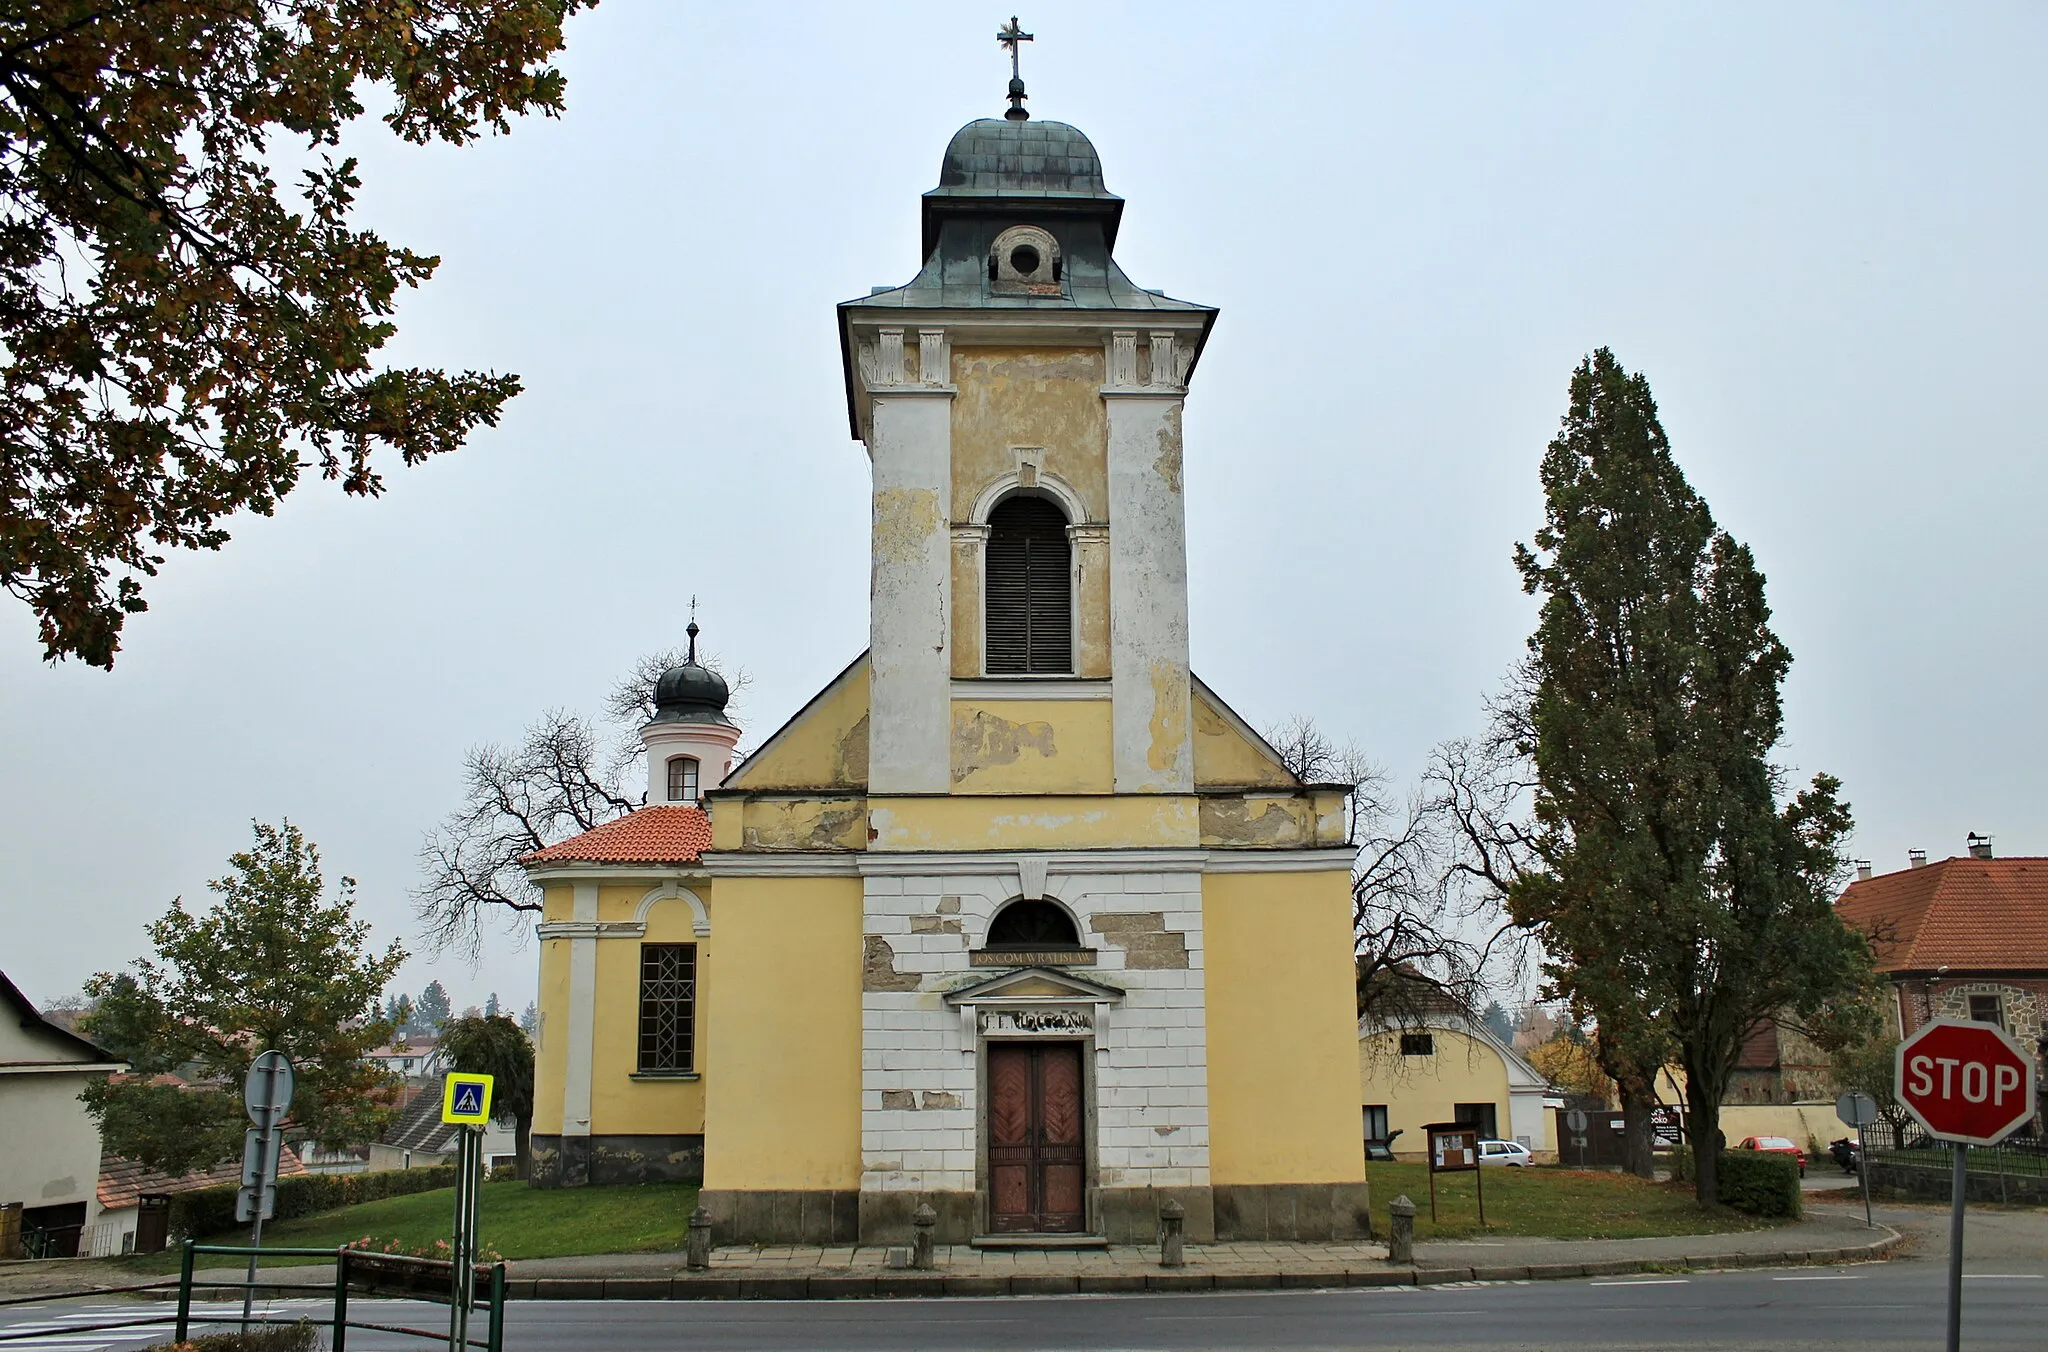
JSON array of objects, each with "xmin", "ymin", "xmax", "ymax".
[{"xmin": 528, "ymin": 1133, "xmax": 703, "ymax": 1188}]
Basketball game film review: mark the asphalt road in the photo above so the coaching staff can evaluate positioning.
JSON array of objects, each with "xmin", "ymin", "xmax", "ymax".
[{"xmin": 4, "ymin": 1263, "xmax": 2044, "ymax": 1352}]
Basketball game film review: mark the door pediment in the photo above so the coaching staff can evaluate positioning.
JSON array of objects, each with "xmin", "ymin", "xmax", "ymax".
[{"xmin": 942, "ymin": 966, "xmax": 1125, "ymax": 1007}]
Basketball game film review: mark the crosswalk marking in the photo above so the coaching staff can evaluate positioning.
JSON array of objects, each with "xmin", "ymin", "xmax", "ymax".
[{"xmin": 0, "ymin": 1300, "xmax": 328, "ymax": 1352}]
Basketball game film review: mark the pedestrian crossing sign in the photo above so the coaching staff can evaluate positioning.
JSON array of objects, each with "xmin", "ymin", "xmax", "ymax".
[{"xmin": 442, "ymin": 1073, "xmax": 494, "ymax": 1125}]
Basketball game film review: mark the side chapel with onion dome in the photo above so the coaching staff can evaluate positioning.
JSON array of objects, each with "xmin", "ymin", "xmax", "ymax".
[{"xmin": 525, "ymin": 53, "xmax": 1368, "ymax": 1245}]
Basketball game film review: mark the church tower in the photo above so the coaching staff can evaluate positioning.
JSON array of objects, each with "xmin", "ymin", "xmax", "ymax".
[
  {"xmin": 527, "ymin": 38, "xmax": 1367, "ymax": 1249},
  {"xmin": 845, "ymin": 106, "xmax": 1214, "ymax": 803}
]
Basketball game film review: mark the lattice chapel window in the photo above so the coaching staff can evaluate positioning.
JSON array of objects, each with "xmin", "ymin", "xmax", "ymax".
[
  {"xmin": 667, "ymin": 755, "xmax": 699, "ymax": 804},
  {"xmin": 985, "ymin": 495, "xmax": 1072, "ymax": 674},
  {"xmin": 637, "ymin": 943, "xmax": 696, "ymax": 1074}
]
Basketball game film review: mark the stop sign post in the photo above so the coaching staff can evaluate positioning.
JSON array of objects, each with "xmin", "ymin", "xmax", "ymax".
[{"xmin": 1894, "ymin": 1018, "xmax": 2038, "ymax": 1352}]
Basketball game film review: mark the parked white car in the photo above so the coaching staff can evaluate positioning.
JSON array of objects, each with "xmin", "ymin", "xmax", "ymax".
[{"xmin": 1477, "ymin": 1138, "xmax": 1532, "ymax": 1167}]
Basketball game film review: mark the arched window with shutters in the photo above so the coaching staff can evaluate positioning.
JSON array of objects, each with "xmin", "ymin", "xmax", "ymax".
[{"xmin": 984, "ymin": 495, "xmax": 1073, "ymax": 674}]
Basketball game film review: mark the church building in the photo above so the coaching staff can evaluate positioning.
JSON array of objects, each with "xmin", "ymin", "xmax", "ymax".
[{"xmin": 525, "ymin": 69, "xmax": 1368, "ymax": 1245}]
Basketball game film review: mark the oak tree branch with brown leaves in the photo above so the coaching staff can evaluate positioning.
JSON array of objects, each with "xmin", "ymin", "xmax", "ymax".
[{"xmin": 0, "ymin": 0, "xmax": 591, "ymax": 666}]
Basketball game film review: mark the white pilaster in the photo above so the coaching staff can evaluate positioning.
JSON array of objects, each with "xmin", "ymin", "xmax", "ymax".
[
  {"xmin": 1103, "ymin": 386, "xmax": 1192, "ymax": 793},
  {"xmin": 868, "ymin": 383, "xmax": 955, "ymax": 795},
  {"xmin": 562, "ymin": 881, "xmax": 599, "ymax": 1140}
]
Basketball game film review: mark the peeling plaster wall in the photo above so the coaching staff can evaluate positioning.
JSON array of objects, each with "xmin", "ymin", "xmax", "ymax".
[
  {"xmin": 866, "ymin": 795, "xmax": 1200, "ymax": 853},
  {"xmin": 948, "ymin": 699, "xmax": 1113, "ymax": 794},
  {"xmin": 950, "ymin": 348, "xmax": 1109, "ymax": 520},
  {"xmin": 868, "ymin": 391, "xmax": 954, "ymax": 794},
  {"xmin": 1192, "ymin": 692, "xmax": 1297, "ymax": 788},
  {"xmin": 948, "ymin": 348, "xmax": 1112, "ymax": 681},
  {"xmin": 1199, "ymin": 795, "xmax": 1320, "ymax": 848},
  {"xmin": 737, "ymin": 798, "xmax": 867, "ymax": 852},
  {"xmin": 724, "ymin": 663, "xmax": 870, "ymax": 792},
  {"xmin": 1105, "ymin": 393, "xmax": 1192, "ymax": 792},
  {"xmin": 948, "ymin": 530, "xmax": 985, "ymax": 677},
  {"xmin": 860, "ymin": 867, "xmax": 1210, "ymax": 1207}
]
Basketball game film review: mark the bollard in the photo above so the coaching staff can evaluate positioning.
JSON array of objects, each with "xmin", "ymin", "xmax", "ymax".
[
  {"xmin": 1387, "ymin": 1194, "xmax": 1415, "ymax": 1265},
  {"xmin": 685, "ymin": 1206, "xmax": 712, "ymax": 1271},
  {"xmin": 911, "ymin": 1203, "xmax": 937, "ymax": 1271},
  {"xmin": 1159, "ymin": 1197, "xmax": 1186, "ymax": 1268}
]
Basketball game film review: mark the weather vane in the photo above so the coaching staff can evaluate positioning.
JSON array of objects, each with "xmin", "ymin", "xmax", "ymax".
[{"xmin": 998, "ymin": 16, "xmax": 1033, "ymax": 121}]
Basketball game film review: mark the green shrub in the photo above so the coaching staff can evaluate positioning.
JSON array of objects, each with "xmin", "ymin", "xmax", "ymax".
[
  {"xmin": 1714, "ymin": 1150, "xmax": 1801, "ymax": 1218},
  {"xmin": 1664, "ymin": 1144, "xmax": 1695, "ymax": 1183},
  {"xmin": 169, "ymin": 1166, "xmax": 460, "ymax": 1241}
]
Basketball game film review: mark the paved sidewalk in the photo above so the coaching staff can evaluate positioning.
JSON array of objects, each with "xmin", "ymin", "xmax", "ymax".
[{"xmin": 0, "ymin": 1210, "xmax": 1904, "ymax": 1303}]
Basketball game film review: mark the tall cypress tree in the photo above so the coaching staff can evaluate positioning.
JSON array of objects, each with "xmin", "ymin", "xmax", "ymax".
[{"xmin": 1510, "ymin": 349, "xmax": 1868, "ymax": 1204}]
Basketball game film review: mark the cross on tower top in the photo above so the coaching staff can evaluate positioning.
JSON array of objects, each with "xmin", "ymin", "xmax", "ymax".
[{"xmin": 997, "ymin": 16, "xmax": 1033, "ymax": 121}]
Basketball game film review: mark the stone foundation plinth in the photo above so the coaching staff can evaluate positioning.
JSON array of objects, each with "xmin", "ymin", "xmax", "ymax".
[
  {"xmin": 1213, "ymin": 1181, "xmax": 1375, "ymax": 1241},
  {"xmin": 526, "ymin": 1134, "xmax": 704, "ymax": 1188}
]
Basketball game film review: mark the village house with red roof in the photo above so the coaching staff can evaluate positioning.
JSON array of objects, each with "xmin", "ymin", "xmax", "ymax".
[{"xmin": 1835, "ymin": 837, "xmax": 2048, "ymax": 1066}]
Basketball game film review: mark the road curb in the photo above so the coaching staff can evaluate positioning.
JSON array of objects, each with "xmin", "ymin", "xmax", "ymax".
[{"xmin": 489, "ymin": 1225, "xmax": 1903, "ymax": 1300}]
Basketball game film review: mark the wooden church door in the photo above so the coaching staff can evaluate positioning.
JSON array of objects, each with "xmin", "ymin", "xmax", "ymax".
[{"xmin": 987, "ymin": 1041, "xmax": 1086, "ymax": 1232}]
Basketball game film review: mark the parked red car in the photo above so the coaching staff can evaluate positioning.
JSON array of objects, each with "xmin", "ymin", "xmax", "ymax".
[{"xmin": 1735, "ymin": 1135, "xmax": 1806, "ymax": 1176}]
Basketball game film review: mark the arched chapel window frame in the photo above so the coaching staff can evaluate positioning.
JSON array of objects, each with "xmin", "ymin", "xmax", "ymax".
[
  {"xmin": 981, "ymin": 896, "xmax": 1084, "ymax": 951},
  {"xmin": 971, "ymin": 474, "xmax": 1086, "ymax": 678},
  {"xmin": 666, "ymin": 755, "xmax": 700, "ymax": 804}
]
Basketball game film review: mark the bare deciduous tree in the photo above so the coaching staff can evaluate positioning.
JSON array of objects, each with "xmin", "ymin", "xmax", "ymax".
[
  {"xmin": 1265, "ymin": 717, "xmax": 1532, "ymax": 1029},
  {"xmin": 414, "ymin": 649, "xmax": 746, "ymax": 961}
]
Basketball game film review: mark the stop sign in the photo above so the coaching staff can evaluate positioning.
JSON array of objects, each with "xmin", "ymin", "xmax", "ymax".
[{"xmin": 1895, "ymin": 1018, "xmax": 2039, "ymax": 1145}]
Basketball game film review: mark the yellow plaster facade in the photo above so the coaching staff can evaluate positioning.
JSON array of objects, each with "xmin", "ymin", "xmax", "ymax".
[
  {"xmin": 1358, "ymin": 1026, "xmax": 1511, "ymax": 1157},
  {"xmin": 1204, "ymin": 870, "xmax": 1365, "ymax": 1185},
  {"xmin": 949, "ymin": 699, "xmax": 1113, "ymax": 793},
  {"xmin": 700, "ymin": 875, "xmax": 863, "ymax": 1192}
]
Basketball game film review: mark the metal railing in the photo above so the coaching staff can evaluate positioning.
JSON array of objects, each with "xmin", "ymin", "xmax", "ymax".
[
  {"xmin": 1861, "ymin": 1119, "xmax": 2048, "ymax": 1179},
  {"xmin": 0, "ymin": 1243, "xmax": 508, "ymax": 1351}
]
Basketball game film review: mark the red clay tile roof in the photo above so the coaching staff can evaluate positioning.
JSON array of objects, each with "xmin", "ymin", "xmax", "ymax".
[
  {"xmin": 97, "ymin": 1147, "xmax": 307, "ymax": 1211},
  {"xmin": 1835, "ymin": 856, "xmax": 2048, "ymax": 973},
  {"xmin": 520, "ymin": 806, "xmax": 711, "ymax": 868}
]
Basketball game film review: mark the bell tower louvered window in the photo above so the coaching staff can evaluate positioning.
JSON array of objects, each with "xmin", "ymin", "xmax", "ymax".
[{"xmin": 984, "ymin": 496, "xmax": 1073, "ymax": 674}]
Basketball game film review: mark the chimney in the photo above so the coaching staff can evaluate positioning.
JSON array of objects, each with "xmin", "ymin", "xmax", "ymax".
[
  {"xmin": 1967, "ymin": 832, "xmax": 1994, "ymax": 860},
  {"xmin": 1853, "ymin": 860, "xmax": 1873, "ymax": 882},
  {"xmin": 1909, "ymin": 849, "xmax": 1928, "ymax": 869}
]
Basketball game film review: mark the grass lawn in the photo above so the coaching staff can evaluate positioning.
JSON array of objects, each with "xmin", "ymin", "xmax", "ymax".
[
  {"xmin": 1365, "ymin": 1162, "xmax": 1784, "ymax": 1240},
  {"xmin": 117, "ymin": 1181, "xmax": 696, "ymax": 1273}
]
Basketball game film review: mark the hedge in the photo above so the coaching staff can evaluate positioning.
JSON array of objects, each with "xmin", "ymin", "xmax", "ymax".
[
  {"xmin": 1711, "ymin": 1150, "xmax": 1802, "ymax": 1218},
  {"xmin": 169, "ymin": 1166, "xmax": 460, "ymax": 1241}
]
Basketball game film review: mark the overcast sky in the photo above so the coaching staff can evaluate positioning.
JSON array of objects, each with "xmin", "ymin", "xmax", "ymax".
[{"xmin": 4, "ymin": 3, "xmax": 2044, "ymax": 1014}]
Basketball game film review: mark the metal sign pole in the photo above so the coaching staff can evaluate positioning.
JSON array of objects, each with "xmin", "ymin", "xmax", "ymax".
[
  {"xmin": 450, "ymin": 1126, "xmax": 480, "ymax": 1351},
  {"xmin": 1945, "ymin": 1145, "xmax": 1966, "ymax": 1352},
  {"xmin": 1475, "ymin": 1148, "xmax": 1485, "ymax": 1228},
  {"xmin": 241, "ymin": 1056, "xmax": 277, "ymax": 1331},
  {"xmin": 1857, "ymin": 1122, "xmax": 1872, "ymax": 1228}
]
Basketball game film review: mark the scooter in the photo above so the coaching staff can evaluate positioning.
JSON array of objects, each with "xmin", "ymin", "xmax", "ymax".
[{"xmin": 1827, "ymin": 1136, "xmax": 1860, "ymax": 1175}]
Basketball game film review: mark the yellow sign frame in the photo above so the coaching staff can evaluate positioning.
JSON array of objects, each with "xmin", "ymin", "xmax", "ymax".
[{"xmin": 442, "ymin": 1072, "xmax": 495, "ymax": 1125}]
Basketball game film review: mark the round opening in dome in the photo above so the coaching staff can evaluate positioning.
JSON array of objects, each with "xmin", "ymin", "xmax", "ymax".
[{"xmin": 1009, "ymin": 244, "xmax": 1041, "ymax": 276}]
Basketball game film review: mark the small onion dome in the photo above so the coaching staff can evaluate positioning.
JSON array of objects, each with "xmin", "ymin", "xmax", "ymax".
[{"xmin": 651, "ymin": 621, "xmax": 732, "ymax": 725}]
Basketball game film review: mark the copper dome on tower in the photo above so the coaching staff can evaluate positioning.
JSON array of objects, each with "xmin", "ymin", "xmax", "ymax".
[{"xmin": 651, "ymin": 622, "xmax": 732, "ymax": 725}]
